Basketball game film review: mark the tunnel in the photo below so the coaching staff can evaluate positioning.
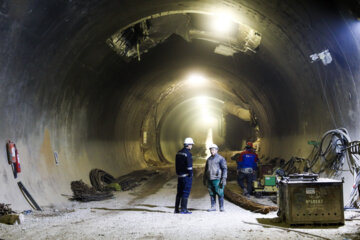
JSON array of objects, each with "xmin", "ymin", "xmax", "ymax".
[{"xmin": 1, "ymin": 0, "xmax": 360, "ymax": 238}]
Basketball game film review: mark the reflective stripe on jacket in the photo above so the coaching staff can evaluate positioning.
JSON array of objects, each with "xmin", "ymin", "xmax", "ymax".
[{"xmin": 176, "ymin": 147, "xmax": 193, "ymax": 176}]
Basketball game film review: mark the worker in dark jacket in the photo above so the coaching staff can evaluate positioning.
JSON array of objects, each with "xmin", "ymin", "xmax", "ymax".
[
  {"xmin": 203, "ymin": 144, "xmax": 228, "ymax": 212},
  {"xmin": 175, "ymin": 137, "xmax": 194, "ymax": 214},
  {"xmin": 237, "ymin": 142, "xmax": 259, "ymax": 197}
]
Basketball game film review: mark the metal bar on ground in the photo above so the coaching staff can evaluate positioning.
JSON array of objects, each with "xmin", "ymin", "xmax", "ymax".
[{"xmin": 17, "ymin": 181, "xmax": 42, "ymax": 211}]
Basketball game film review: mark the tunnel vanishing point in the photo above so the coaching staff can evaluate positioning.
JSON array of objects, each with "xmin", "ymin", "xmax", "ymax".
[{"xmin": 0, "ymin": 0, "xmax": 360, "ymax": 209}]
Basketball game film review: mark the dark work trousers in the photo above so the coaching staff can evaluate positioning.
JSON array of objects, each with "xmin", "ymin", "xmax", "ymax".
[
  {"xmin": 237, "ymin": 172, "xmax": 253, "ymax": 195},
  {"xmin": 176, "ymin": 176, "xmax": 192, "ymax": 198},
  {"xmin": 207, "ymin": 179, "xmax": 224, "ymax": 197}
]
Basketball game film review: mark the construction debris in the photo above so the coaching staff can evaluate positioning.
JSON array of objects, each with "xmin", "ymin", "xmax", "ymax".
[
  {"xmin": 0, "ymin": 203, "xmax": 23, "ymax": 225},
  {"xmin": 89, "ymin": 168, "xmax": 160, "ymax": 192},
  {"xmin": 70, "ymin": 180, "xmax": 113, "ymax": 202},
  {"xmin": 106, "ymin": 183, "xmax": 121, "ymax": 191},
  {"xmin": 0, "ymin": 214, "xmax": 24, "ymax": 225},
  {"xmin": 0, "ymin": 203, "xmax": 15, "ymax": 216},
  {"xmin": 69, "ymin": 169, "xmax": 160, "ymax": 202},
  {"xmin": 224, "ymin": 182, "xmax": 278, "ymax": 214},
  {"xmin": 89, "ymin": 169, "xmax": 116, "ymax": 192}
]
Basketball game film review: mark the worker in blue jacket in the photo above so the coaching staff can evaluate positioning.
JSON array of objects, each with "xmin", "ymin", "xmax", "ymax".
[
  {"xmin": 175, "ymin": 137, "xmax": 194, "ymax": 214},
  {"xmin": 237, "ymin": 142, "xmax": 259, "ymax": 197}
]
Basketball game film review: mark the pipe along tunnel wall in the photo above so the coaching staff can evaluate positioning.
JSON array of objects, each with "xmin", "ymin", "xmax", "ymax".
[{"xmin": 0, "ymin": 0, "xmax": 360, "ymax": 210}]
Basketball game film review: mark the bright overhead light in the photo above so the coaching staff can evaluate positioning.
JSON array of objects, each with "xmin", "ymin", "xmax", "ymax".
[
  {"xmin": 187, "ymin": 74, "xmax": 206, "ymax": 85},
  {"xmin": 205, "ymin": 128, "xmax": 213, "ymax": 158},
  {"xmin": 212, "ymin": 14, "xmax": 233, "ymax": 33},
  {"xmin": 201, "ymin": 109, "xmax": 217, "ymax": 125},
  {"xmin": 202, "ymin": 115, "xmax": 217, "ymax": 125},
  {"xmin": 196, "ymin": 96, "xmax": 208, "ymax": 105},
  {"xmin": 202, "ymin": 108, "xmax": 209, "ymax": 116}
]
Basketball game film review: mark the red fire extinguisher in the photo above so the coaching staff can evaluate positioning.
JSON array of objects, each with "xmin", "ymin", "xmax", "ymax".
[
  {"xmin": 6, "ymin": 140, "xmax": 16, "ymax": 164},
  {"xmin": 15, "ymin": 148, "xmax": 21, "ymax": 173},
  {"xmin": 6, "ymin": 140, "xmax": 21, "ymax": 173}
]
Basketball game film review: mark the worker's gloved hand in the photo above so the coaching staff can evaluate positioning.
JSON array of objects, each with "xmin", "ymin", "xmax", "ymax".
[
  {"xmin": 203, "ymin": 177, "xmax": 209, "ymax": 187},
  {"xmin": 220, "ymin": 178, "xmax": 226, "ymax": 188}
]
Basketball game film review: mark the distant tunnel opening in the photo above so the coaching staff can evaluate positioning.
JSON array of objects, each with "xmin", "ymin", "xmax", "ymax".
[{"xmin": 159, "ymin": 93, "xmax": 257, "ymax": 163}]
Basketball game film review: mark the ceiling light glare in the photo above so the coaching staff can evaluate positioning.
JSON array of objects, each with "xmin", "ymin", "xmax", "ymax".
[
  {"xmin": 201, "ymin": 109, "xmax": 217, "ymax": 125},
  {"xmin": 212, "ymin": 13, "xmax": 233, "ymax": 33},
  {"xmin": 196, "ymin": 96, "xmax": 208, "ymax": 105},
  {"xmin": 187, "ymin": 74, "xmax": 206, "ymax": 85},
  {"xmin": 202, "ymin": 108, "xmax": 209, "ymax": 116},
  {"xmin": 202, "ymin": 115, "xmax": 217, "ymax": 125}
]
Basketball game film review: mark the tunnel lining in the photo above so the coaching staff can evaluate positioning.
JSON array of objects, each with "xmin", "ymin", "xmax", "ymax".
[
  {"xmin": 106, "ymin": 11, "xmax": 262, "ymax": 61},
  {"xmin": 0, "ymin": 0, "xmax": 359, "ymax": 210}
]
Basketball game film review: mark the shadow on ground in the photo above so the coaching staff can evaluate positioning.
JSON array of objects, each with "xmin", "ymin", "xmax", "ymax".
[
  {"xmin": 256, "ymin": 217, "xmax": 342, "ymax": 229},
  {"xmin": 128, "ymin": 170, "xmax": 173, "ymax": 204},
  {"xmin": 92, "ymin": 207, "xmax": 169, "ymax": 213},
  {"xmin": 92, "ymin": 205, "xmax": 208, "ymax": 213},
  {"xmin": 136, "ymin": 204, "xmax": 208, "ymax": 212}
]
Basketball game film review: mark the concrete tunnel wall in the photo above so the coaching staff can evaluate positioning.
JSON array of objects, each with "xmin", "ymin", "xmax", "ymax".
[{"xmin": 0, "ymin": 0, "xmax": 360, "ymax": 210}]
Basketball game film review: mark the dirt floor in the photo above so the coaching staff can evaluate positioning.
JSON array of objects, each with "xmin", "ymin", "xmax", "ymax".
[{"xmin": 1, "ymin": 168, "xmax": 360, "ymax": 240}]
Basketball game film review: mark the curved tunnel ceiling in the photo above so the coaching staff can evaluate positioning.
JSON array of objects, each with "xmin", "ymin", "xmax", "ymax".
[{"xmin": 1, "ymin": 0, "xmax": 360, "ymax": 208}]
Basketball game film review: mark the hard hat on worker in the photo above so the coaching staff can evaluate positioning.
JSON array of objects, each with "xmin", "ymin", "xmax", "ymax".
[
  {"xmin": 246, "ymin": 142, "xmax": 253, "ymax": 148},
  {"xmin": 184, "ymin": 137, "xmax": 195, "ymax": 145},
  {"xmin": 209, "ymin": 144, "xmax": 219, "ymax": 150}
]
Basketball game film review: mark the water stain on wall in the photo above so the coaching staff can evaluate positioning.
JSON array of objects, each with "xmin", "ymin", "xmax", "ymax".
[{"xmin": 40, "ymin": 128, "xmax": 55, "ymax": 172}]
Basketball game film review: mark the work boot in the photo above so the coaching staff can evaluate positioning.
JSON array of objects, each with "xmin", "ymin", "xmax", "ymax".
[
  {"xmin": 207, "ymin": 195, "xmax": 216, "ymax": 212},
  {"xmin": 174, "ymin": 196, "xmax": 181, "ymax": 213},
  {"xmin": 242, "ymin": 189, "xmax": 250, "ymax": 197},
  {"xmin": 180, "ymin": 198, "xmax": 192, "ymax": 214},
  {"xmin": 219, "ymin": 196, "xmax": 225, "ymax": 212}
]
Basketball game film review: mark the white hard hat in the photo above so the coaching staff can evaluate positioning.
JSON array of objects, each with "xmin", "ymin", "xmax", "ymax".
[
  {"xmin": 209, "ymin": 144, "xmax": 218, "ymax": 150},
  {"xmin": 184, "ymin": 137, "xmax": 195, "ymax": 145}
]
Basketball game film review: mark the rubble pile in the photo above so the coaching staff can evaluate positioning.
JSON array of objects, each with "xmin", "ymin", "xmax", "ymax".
[
  {"xmin": 90, "ymin": 169, "xmax": 115, "ymax": 192},
  {"xmin": 0, "ymin": 203, "xmax": 15, "ymax": 216},
  {"xmin": 70, "ymin": 180, "xmax": 113, "ymax": 202},
  {"xmin": 69, "ymin": 169, "xmax": 160, "ymax": 202}
]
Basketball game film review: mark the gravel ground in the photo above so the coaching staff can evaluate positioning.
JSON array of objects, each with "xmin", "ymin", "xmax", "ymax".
[{"xmin": 1, "ymin": 170, "xmax": 360, "ymax": 240}]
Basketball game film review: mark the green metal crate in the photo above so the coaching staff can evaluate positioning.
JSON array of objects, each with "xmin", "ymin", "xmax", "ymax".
[{"xmin": 264, "ymin": 175, "xmax": 276, "ymax": 186}]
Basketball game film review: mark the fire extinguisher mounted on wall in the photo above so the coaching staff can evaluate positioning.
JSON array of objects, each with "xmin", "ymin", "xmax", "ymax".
[
  {"xmin": 6, "ymin": 140, "xmax": 21, "ymax": 178},
  {"xmin": 6, "ymin": 140, "xmax": 16, "ymax": 164},
  {"xmin": 15, "ymin": 148, "xmax": 21, "ymax": 173}
]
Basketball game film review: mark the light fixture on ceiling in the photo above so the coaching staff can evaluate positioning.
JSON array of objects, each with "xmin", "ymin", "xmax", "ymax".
[
  {"xmin": 310, "ymin": 49, "xmax": 332, "ymax": 66},
  {"xmin": 201, "ymin": 108, "xmax": 217, "ymax": 125},
  {"xmin": 187, "ymin": 74, "xmax": 207, "ymax": 85},
  {"xmin": 196, "ymin": 96, "xmax": 208, "ymax": 105},
  {"xmin": 214, "ymin": 44, "xmax": 237, "ymax": 56},
  {"xmin": 202, "ymin": 114, "xmax": 217, "ymax": 125},
  {"xmin": 212, "ymin": 13, "xmax": 233, "ymax": 33}
]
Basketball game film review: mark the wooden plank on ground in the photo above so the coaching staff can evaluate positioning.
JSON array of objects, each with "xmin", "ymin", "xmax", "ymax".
[{"xmin": 224, "ymin": 182, "xmax": 278, "ymax": 214}]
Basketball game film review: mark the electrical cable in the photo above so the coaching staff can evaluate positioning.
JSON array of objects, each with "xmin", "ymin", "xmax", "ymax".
[
  {"xmin": 307, "ymin": 128, "xmax": 351, "ymax": 176},
  {"xmin": 305, "ymin": 128, "xmax": 360, "ymax": 207}
]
